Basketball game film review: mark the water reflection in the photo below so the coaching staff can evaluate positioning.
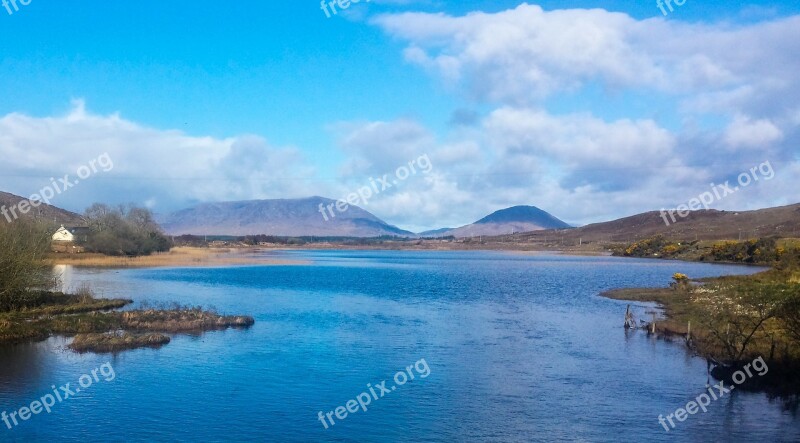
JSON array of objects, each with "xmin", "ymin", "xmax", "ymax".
[{"xmin": 52, "ymin": 265, "xmax": 73, "ymax": 293}]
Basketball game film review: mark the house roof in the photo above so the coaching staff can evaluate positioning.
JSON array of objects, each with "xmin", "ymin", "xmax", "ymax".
[{"xmin": 54, "ymin": 225, "xmax": 90, "ymax": 235}]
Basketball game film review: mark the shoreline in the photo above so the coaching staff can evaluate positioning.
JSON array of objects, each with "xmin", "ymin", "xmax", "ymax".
[
  {"xmin": 598, "ymin": 269, "xmax": 800, "ymax": 397},
  {"xmin": 47, "ymin": 246, "xmax": 308, "ymax": 268},
  {"xmin": 48, "ymin": 242, "xmax": 769, "ymax": 270}
]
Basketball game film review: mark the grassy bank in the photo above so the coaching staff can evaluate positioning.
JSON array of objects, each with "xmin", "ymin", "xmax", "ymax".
[{"xmin": 603, "ymin": 237, "xmax": 800, "ymax": 396}]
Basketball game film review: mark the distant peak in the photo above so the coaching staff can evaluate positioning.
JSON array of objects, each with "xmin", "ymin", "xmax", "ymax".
[{"xmin": 475, "ymin": 205, "xmax": 571, "ymax": 228}]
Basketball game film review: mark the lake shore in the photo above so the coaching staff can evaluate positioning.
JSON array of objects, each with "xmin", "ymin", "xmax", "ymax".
[
  {"xmin": 47, "ymin": 246, "xmax": 308, "ymax": 268},
  {"xmin": 599, "ymin": 267, "xmax": 800, "ymax": 396}
]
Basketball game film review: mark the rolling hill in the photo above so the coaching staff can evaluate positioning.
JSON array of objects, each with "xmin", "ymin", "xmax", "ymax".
[
  {"xmin": 0, "ymin": 191, "xmax": 84, "ymax": 226},
  {"xmin": 508, "ymin": 203, "xmax": 800, "ymax": 245}
]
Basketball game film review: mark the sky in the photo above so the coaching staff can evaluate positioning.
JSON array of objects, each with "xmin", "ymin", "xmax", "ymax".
[{"xmin": 1, "ymin": 0, "xmax": 799, "ymax": 232}]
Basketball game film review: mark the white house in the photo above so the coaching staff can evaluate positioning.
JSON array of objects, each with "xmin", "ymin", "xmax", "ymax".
[
  {"xmin": 52, "ymin": 225, "xmax": 90, "ymax": 243},
  {"xmin": 52, "ymin": 225, "xmax": 75, "ymax": 242}
]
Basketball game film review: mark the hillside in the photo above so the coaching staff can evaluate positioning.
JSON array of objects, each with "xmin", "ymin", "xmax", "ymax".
[
  {"xmin": 507, "ymin": 203, "xmax": 800, "ymax": 246},
  {"xmin": 160, "ymin": 197, "xmax": 415, "ymax": 237},
  {"xmin": 440, "ymin": 205, "xmax": 572, "ymax": 238},
  {"xmin": 0, "ymin": 191, "xmax": 84, "ymax": 226}
]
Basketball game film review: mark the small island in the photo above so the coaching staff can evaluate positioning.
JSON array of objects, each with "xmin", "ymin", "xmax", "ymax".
[{"xmin": 0, "ymin": 289, "xmax": 255, "ymax": 354}]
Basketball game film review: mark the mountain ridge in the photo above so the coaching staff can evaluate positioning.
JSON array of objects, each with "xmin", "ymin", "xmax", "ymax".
[{"xmin": 160, "ymin": 196, "xmax": 415, "ymax": 237}]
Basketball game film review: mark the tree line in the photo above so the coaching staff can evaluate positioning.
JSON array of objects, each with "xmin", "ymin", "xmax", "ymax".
[
  {"xmin": 1, "ymin": 204, "xmax": 171, "ymax": 311},
  {"xmin": 81, "ymin": 204, "xmax": 171, "ymax": 256}
]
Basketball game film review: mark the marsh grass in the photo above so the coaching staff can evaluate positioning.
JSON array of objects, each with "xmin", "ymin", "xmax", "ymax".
[
  {"xmin": 121, "ymin": 308, "xmax": 254, "ymax": 332},
  {"xmin": 0, "ymin": 286, "xmax": 254, "ymax": 352},
  {"xmin": 70, "ymin": 332, "xmax": 171, "ymax": 353}
]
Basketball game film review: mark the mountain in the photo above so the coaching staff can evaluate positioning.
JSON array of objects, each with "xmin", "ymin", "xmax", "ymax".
[
  {"xmin": 437, "ymin": 205, "xmax": 572, "ymax": 238},
  {"xmin": 509, "ymin": 203, "xmax": 800, "ymax": 244},
  {"xmin": 0, "ymin": 191, "xmax": 84, "ymax": 226},
  {"xmin": 160, "ymin": 197, "xmax": 416, "ymax": 237},
  {"xmin": 418, "ymin": 227, "xmax": 455, "ymax": 237}
]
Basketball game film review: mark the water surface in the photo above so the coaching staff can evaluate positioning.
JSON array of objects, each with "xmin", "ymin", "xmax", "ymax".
[{"xmin": 1, "ymin": 251, "xmax": 798, "ymax": 442}]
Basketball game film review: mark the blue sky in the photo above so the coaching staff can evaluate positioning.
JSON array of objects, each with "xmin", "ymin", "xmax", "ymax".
[{"xmin": 1, "ymin": 1, "xmax": 799, "ymax": 231}]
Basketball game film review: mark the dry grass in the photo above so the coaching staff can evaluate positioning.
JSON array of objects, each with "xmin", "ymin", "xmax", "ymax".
[
  {"xmin": 70, "ymin": 332, "xmax": 171, "ymax": 353},
  {"xmin": 121, "ymin": 308, "xmax": 255, "ymax": 332},
  {"xmin": 48, "ymin": 247, "xmax": 305, "ymax": 268}
]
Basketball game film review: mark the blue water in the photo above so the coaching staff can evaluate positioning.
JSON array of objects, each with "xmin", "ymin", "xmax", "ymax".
[{"xmin": 1, "ymin": 251, "xmax": 798, "ymax": 442}]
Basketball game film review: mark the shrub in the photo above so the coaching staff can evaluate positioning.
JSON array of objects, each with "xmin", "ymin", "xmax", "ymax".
[
  {"xmin": 0, "ymin": 219, "xmax": 58, "ymax": 312},
  {"xmin": 671, "ymin": 273, "xmax": 690, "ymax": 290}
]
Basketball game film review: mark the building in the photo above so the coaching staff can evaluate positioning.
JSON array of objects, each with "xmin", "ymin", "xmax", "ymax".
[
  {"xmin": 52, "ymin": 225, "xmax": 90, "ymax": 242},
  {"xmin": 52, "ymin": 225, "xmax": 75, "ymax": 242},
  {"xmin": 51, "ymin": 225, "xmax": 90, "ymax": 253}
]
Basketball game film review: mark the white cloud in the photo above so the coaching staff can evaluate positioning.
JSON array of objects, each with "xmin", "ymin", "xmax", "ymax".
[
  {"xmin": 723, "ymin": 115, "xmax": 784, "ymax": 150},
  {"xmin": 0, "ymin": 101, "xmax": 317, "ymax": 214},
  {"xmin": 367, "ymin": 4, "xmax": 800, "ymax": 226},
  {"xmin": 374, "ymin": 3, "xmax": 800, "ymax": 116}
]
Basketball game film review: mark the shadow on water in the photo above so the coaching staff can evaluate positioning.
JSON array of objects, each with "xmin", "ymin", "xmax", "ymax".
[{"xmin": 0, "ymin": 341, "xmax": 55, "ymax": 393}]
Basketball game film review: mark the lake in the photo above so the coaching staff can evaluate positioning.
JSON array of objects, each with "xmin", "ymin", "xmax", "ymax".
[{"xmin": 1, "ymin": 251, "xmax": 798, "ymax": 442}]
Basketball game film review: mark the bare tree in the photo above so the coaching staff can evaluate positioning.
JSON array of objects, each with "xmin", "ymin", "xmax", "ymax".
[
  {"xmin": 779, "ymin": 290, "xmax": 800, "ymax": 345},
  {"xmin": 83, "ymin": 203, "xmax": 171, "ymax": 256},
  {"xmin": 695, "ymin": 283, "xmax": 789, "ymax": 362},
  {"xmin": 0, "ymin": 219, "xmax": 57, "ymax": 311}
]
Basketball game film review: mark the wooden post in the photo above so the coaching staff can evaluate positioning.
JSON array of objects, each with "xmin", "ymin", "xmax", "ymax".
[
  {"xmin": 651, "ymin": 313, "xmax": 656, "ymax": 334},
  {"xmin": 687, "ymin": 321, "xmax": 691, "ymax": 338},
  {"xmin": 625, "ymin": 305, "xmax": 632, "ymax": 328}
]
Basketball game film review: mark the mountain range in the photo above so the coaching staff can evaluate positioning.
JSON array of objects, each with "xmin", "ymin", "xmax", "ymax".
[
  {"xmin": 159, "ymin": 198, "xmax": 571, "ymax": 237},
  {"xmin": 4, "ymin": 189, "xmax": 798, "ymax": 243}
]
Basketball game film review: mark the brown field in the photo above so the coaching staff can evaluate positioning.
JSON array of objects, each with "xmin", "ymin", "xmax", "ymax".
[{"xmin": 47, "ymin": 247, "xmax": 306, "ymax": 268}]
